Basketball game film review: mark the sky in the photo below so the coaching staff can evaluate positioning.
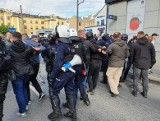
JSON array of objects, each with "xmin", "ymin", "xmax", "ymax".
[{"xmin": 0, "ymin": 0, "xmax": 105, "ymax": 18}]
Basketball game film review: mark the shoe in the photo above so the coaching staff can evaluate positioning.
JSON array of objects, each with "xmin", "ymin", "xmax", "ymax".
[
  {"xmin": 111, "ymin": 93, "xmax": 119, "ymax": 97},
  {"xmin": 141, "ymin": 92, "xmax": 147, "ymax": 98},
  {"xmin": 64, "ymin": 111, "xmax": 77, "ymax": 121},
  {"xmin": 90, "ymin": 91, "xmax": 94, "ymax": 95},
  {"xmin": 118, "ymin": 84, "xmax": 122, "ymax": 88},
  {"xmin": 109, "ymin": 90, "xmax": 114, "ymax": 95},
  {"xmin": 39, "ymin": 93, "xmax": 45, "ymax": 100},
  {"xmin": 80, "ymin": 97, "xmax": 83, "ymax": 100},
  {"xmin": 26, "ymin": 105, "xmax": 29, "ymax": 111},
  {"xmin": 83, "ymin": 99, "xmax": 90, "ymax": 106},
  {"xmin": 48, "ymin": 112, "xmax": 62, "ymax": 120},
  {"xmin": 16, "ymin": 112, "xmax": 27, "ymax": 117},
  {"xmin": 63, "ymin": 102, "xmax": 70, "ymax": 109},
  {"xmin": 100, "ymin": 81, "xmax": 107, "ymax": 84},
  {"xmin": 131, "ymin": 91, "xmax": 137, "ymax": 97},
  {"xmin": 28, "ymin": 101, "xmax": 31, "ymax": 105}
]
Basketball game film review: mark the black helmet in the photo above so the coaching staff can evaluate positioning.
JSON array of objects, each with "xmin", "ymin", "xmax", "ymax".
[
  {"xmin": 86, "ymin": 31, "xmax": 93, "ymax": 40},
  {"xmin": 121, "ymin": 34, "xmax": 128, "ymax": 41},
  {"xmin": 48, "ymin": 33, "xmax": 57, "ymax": 41},
  {"xmin": 102, "ymin": 33, "xmax": 109, "ymax": 40}
]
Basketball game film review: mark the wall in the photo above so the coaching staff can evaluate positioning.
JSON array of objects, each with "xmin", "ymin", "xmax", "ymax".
[{"xmin": 108, "ymin": 0, "xmax": 160, "ymax": 67}]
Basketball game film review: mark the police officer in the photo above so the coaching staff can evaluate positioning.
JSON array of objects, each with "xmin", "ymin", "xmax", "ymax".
[
  {"xmin": 63, "ymin": 32, "xmax": 90, "ymax": 109},
  {"xmin": 48, "ymin": 25, "xmax": 77, "ymax": 121},
  {"xmin": 120, "ymin": 34, "xmax": 129, "ymax": 82},
  {"xmin": 97, "ymin": 33, "xmax": 113, "ymax": 84},
  {"xmin": 41, "ymin": 33, "xmax": 57, "ymax": 111},
  {"xmin": 0, "ymin": 36, "xmax": 11, "ymax": 121}
]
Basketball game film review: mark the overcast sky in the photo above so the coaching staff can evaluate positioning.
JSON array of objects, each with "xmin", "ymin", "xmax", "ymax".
[{"xmin": 0, "ymin": 0, "xmax": 105, "ymax": 18}]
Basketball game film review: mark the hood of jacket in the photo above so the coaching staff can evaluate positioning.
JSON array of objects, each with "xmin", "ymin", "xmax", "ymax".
[
  {"xmin": 114, "ymin": 40, "xmax": 126, "ymax": 47},
  {"xmin": 137, "ymin": 37, "xmax": 148, "ymax": 45},
  {"xmin": 11, "ymin": 40, "xmax": 26, "ymax": 53}
]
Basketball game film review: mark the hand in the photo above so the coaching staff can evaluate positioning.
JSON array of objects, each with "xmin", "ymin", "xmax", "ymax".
[
  {"xmin": 33, "ymin": 47, "xmax": 41, "ymax": 51},
  {"xmin": 101, "ymin": 50, "xmax": 106, "ymax": 55},
  {"xmin": 61, "ymin": 62, "xmax": 72, "ymax": 72},
  {"xmin": 98, "ymin": 48, "xmax": 102, "ymax": 52}
]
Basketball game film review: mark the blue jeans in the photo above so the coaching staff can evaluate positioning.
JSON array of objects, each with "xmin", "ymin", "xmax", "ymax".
[
  {"xmin": 12, "ymin": 75, "xmax": 29, "ymax": 113},
  {"xmin": 133, "ymin": 67, "xmax": 149, "ymax": 94}
]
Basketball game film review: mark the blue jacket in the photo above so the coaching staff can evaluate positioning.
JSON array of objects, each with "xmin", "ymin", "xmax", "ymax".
[
  {"xmin": 23, "ymin": 40, "xmax": 45, "ymax": 65},
  {"xmin": 51, "ymin": 42, "xmax": 70, "ymax": 80}
]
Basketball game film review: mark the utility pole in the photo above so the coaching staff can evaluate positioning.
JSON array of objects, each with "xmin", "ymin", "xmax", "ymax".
[
  {"xmin": 105, "ymin": 4, "xmax": 109, "ymax": 33},
  {"xmin": 76, "ymin": 0, "xmax": 85, "ymax": 32},
  {"xmin": 20, "ymin": 5, "xmax": 25, "ymax": 33}
]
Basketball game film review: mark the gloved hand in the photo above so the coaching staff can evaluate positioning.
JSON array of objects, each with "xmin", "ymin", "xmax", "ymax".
[{"xmin": 61, "ymin": 62, "xmax": 72, "ymax": 72}]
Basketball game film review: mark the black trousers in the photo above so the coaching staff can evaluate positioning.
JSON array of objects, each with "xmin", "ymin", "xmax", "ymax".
[
  {"xmin": 26, "ymin": 64, "xmax": 43, "ymax": 101},
  {"xmin": 87, "ymin": 59, "xmax": 102, "ymax": 92},
  {"xmin": 0, "ymin": 74, "xmax": 8, "ymax": 120}
]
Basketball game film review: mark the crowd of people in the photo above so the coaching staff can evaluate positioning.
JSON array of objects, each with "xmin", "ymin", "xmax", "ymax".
[{"xmin": 0, "ymin": 26, "xmax": 157, "ymax": 121}]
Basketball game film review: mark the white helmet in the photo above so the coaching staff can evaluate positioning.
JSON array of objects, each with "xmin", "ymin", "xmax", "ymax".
[{"xmin": 55, "ymin": 25, "xmax": 71, "ymax": 43}]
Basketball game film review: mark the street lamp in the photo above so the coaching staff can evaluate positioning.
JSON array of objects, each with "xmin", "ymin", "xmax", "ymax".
[{"xmin": 77, "ymin": 0, "xmax": 85, "ymax": 32}]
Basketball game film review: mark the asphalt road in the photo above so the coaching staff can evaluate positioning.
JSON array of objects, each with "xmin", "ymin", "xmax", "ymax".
[{"xmin": 3, "ymin": 63, "xmax": 160, "ymax": 121}]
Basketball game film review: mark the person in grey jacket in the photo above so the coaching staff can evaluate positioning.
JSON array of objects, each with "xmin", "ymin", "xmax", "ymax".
[{"xmin": 107, "ymin": 32, "xmax": 129, "ymax": 97}]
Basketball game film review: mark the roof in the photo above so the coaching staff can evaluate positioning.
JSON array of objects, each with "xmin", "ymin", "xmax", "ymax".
[
  {"xmin": 105, "ymin": 0, "xmax": 128, "ymax": 4},
  {"xmin": 94, "ymin": 5, "xmax": 106, "ymax": 18},
  {"xmin": 0, "ymin": 8, "xmax": 66, "ymax": 20}
]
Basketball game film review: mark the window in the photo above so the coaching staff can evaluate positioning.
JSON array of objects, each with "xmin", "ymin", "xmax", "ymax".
[
  {"xmin": 41, "ymin": 26, "xmax": 44, "ymax": 29},
  {"xmin": 41, "ymin": 21, "xmax": 44, "ymax": 24},
  {"xmin": 24, "ymin": 20, "xmax": 26, "ymax": 23},
  {"xmin": 97, "ymin": 21, "xmax": 99, "ymax": 26},
  {"xmin": 24, "ymin": 26, "xmax": 27, "ymax": 29},
  {"xmin": 7, "ymin": 16, "xmax": 10, "ymax": 20},
  {"xmin": 79, "ymin": 22, "xmax": 81, "ymax": 26},
  {"xmin": 36, "ymin": 26, "xmax": 38, "ymax": 29},
  {"xmin": 8, "ymin": 23, "xmax": 11, "ymax": 27},
  {"xmin": 30, "ymin": 21, "xmax": 32, "ymax": 23},
  {"xmin": 31, "ymin": 32, "xmax": 33, "ymax": 34},
  {"xmin": 101, "ymin": 19, "xmax": 104, "ymax": 26},
  {"xmin": 62, "ymin": 22, "xmax": 64, "ymax": 25},
  {"xmin": 57, "ymin": 22, "xmax": 59, "ymax": 25},
  {"xmin": 35, "ymin": 21, "xmax": 38, "ymax": 24},
  {"xmin": 30, "ymin": 26, "xmax": 33, "ymax": 29}
]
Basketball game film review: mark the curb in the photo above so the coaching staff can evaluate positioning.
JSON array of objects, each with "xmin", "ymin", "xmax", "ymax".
[{"xmin": 149, "ymin": 75, "xmax": 160, "ymax": 85}]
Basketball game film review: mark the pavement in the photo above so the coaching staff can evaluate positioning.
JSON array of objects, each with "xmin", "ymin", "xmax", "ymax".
[
  {"xmin": 148, "ymin": 67, "xmax": 160, "ymax": 84},
  {"xmin": 3, "ymin": 63, "xmax": 160, "ymax": 121}
]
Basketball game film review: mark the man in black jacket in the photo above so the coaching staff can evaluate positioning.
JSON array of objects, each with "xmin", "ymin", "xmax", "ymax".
[
  {"xmin": 86, "ymin": 31, "xmax": 106, "ymax": 95},
  {"xmin": 130, "ymin": 31, "xmax": 156, "ymax": 98},
  {"xmin": 9, "ymin": 32, "xmax": 35, "ymax": 117}
]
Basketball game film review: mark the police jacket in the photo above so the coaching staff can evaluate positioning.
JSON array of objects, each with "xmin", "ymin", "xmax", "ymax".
[
  {"xmin": 51, "ymin": 42, "xmax": 71, "ymax": 80},
  {"xmin": 130, "ymin": 37, "xmax": 156, "ymax": 69},
  {"xmin": 0, "ymin": 40, "xmax": 11, "ymax": 76},
  {"xmin": 9, "ymin": 40, "xmax": 34, "ymax": 77}
]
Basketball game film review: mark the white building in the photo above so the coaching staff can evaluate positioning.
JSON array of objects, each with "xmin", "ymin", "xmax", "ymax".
[{"xmin": 85, "ymin": 5, "xmax": 107, "ymax": 35}]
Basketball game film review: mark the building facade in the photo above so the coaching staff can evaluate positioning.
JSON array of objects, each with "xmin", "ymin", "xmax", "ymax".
[
  {"xmin": 0, "ymin": 9, "xmax": 67, "ymax": 35},
  {"xmin": 107, "ymin": 0, "xmax": 160, "ymax": 67}
]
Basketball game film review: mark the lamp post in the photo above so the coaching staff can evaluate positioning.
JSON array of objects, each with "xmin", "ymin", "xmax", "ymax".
[
  {"xmin": 77, "ymin": 0, "xmax": 85, "ymax": 32},
  {"xmin": 105, "ymin": 1, "xmax": 109, "ymax": 33}
]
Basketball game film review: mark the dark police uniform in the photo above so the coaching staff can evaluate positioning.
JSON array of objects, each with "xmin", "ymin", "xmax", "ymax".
[
  {"xmin": 48, "ymin": 39, "xmax": 77, "ymax": 121},
  {"xmin": 0, "ymin": 39, "xmax": 11, "ymax": 120}
]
